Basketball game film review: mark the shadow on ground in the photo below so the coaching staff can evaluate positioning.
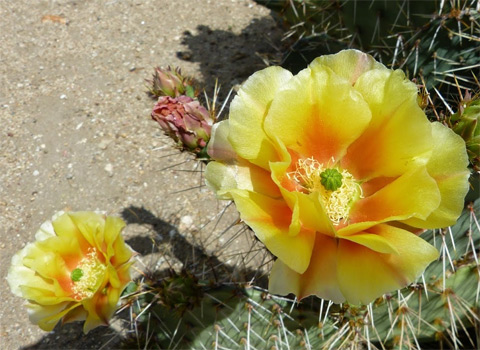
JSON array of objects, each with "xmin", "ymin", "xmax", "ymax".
[
  {"xmin": 177, "ymin": 16, "xmax": 283, "ymax": 101},
  {"xmin": 121, "ymin": 205, "xmax": 268, "ymax": 284},
  {"xmin": 20, "ymin": 322, "xmax": 123, "ymax": 350},
  {"xmin": 120, "ymin": 206, "xmax": 270, "ymax": 349}
]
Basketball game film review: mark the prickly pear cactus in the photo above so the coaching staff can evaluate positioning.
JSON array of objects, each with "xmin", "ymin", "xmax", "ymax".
[
  {"xmin": 127, "ymin": 7, "xmax": 480, "ymax": 346},
  {"xmin": 449, "ymin": 96, "xmax": 480, "ymax": 170},
  {"xmin": 122, "ymin": 198, "xmax": 480, "ymax": 349},
  {"xmin": 255, "ymin": 0, "xmax": 480, "ymax": 95}
]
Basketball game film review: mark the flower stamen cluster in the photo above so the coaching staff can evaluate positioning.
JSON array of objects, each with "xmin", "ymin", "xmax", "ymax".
[
  {"xmin": 71, "ymin": 248, "xmax": 106, "ymax": 300},
  {"xmin": 287, "ymin": 157, "xmax": 363, "ymax": 225}
]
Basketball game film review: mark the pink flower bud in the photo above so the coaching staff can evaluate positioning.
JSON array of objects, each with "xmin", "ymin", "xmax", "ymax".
[{"xmin": 152, "ymin": 95, "xmax": 214, "ymax": 153}]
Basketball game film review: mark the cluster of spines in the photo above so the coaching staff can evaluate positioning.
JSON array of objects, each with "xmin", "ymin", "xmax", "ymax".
[
  {"xmin": 117, "ymin": 197, "xmax": 480, "ymax": 350},
  {"xmin": 255, "ymin": 0, "xmax": 480, "ymax": 99}
]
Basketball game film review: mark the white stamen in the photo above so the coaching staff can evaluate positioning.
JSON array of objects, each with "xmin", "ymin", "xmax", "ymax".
[
  {"xmin": 287, "ymin": 157, "xmax": 362, "ymax": 225},
  {"xmin": 71, "ymin": 248, "xmax": 106, "ymax": 299}
]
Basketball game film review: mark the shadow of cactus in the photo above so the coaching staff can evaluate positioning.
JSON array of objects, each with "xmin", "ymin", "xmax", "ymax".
[
  {"xmin": 118, "ymin": 206, "xmax": 273, "ymax": 349},
  {"xmin": 177, "ymin": 18, "xmax": 283, "ymax": 99},
  {"xmin": 19, "ymin": 322, "xmax": 123, "ymax": 350}
]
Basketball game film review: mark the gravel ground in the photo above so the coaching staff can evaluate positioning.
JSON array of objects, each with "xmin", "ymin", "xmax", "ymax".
[{"xmin": 0, "ymin": 1, "xmax": 282, "ymax": 348}]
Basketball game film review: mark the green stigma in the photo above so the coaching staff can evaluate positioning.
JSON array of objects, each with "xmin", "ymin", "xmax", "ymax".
[
  {"xmin": 71, "ymin": 268, "xmax": 84, "ymax": 282},
  {"xmin": 320, "ymin": 168, "xmax": 343, "ymax": 191}
]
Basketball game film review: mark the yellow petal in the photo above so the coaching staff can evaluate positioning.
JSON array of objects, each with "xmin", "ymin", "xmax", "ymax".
[
  {"xmin": 66, "ymin": 212, "xmax": 106, "ymax": 249},
  {"xmin": 111, "ymin": 238, "xmax": 134, "ymax": 268},
  {"xmin": 7, "ymin": 243, "xmax": 49, "ymax": 297},
  {"xmin": 354, "ymin": 69, "xmax": 419, "ymax": 127},
  {"xmin": 263, "ymin": 64, "xmax": 371, "ymax": 164},
  {"xmin": 34, "ymin": 212, "xmax": 62, "ymax": 241},
  {"xmin": 52, "ymin": 212, "xmax": 91, "ymax": 253},
  {"xmin": 20, "ymin": 285, "xmax": 72, "ymax": 305},
  {"xmin": 402, "ymin": 122, "xmax": 470, "ymax": 229},
  {"xmin": 337, "ymin": 224, "xmax": 439, "ymax": 304},
  {"xmin": 349, "ymin": 166, "xmax": 441, "ymax": 226},
  {"xmin": 61, "ymin": 305, "xmax": 88, "ymax": 324},
  {"xmin": 104, "ymin": 216, "xmax": 127, "ymax": 260},
  {"xmin": 27, "ymin": 302, "xmax": 80, "ymax": 332},
  {"xmin": 342, "ymin": 70, "xmax": 433, "ymax": 179},
  {"xmin": 205, "ymin": 158, "xmax": 281, "ymax": 200},
  {"xmin": 341, "ymin": 233, "xmax": 398, "ymax": 254},
  {"xmin": 230, "ymin": 189, "xmax": 315, "ymax": 274},
  {"xmin": 310, "ymin": 49, "xmax": 385, "ymax": 85},
  {"xmin": 205, "ymin": 162, "xmax": 237, "ymax": 200},
  {"xmin": 206, "ymin": 120, "xmax": 238, "ymax": 162},
  {"xmin": 114, "ymin": 261, "xmax": 134, "ymax": 287},
  {"xmin": 228, "ymin": 66, "xmax": 293, "ymax": 169},
  {"xmin": 269, "ymin": 233, "xmax": 344, "ymax": 303}
]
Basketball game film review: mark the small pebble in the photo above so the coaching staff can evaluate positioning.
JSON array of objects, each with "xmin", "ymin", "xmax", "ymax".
[
  {"xmin": 180, "ymin": 215, "xmax": 193, "ymax": 230},
  {"xmin": 32, "ymin": 170, "xmax": 39, "ymax": 176},
  {"xmin": 98, "ymin": 139, "xmax": 112, "ymax": 150},
  {"xmin": 104, "ymin": 163, "xmax": 113, "ymax": 176}
]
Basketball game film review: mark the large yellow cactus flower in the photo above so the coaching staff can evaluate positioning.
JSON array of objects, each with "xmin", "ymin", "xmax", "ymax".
[
  {"xmin": 7, "ymin": 211, "xmax": 133, "ymax": 333},
  {"xmin": 205, "ymin": 49, "xmax": 470, "ymax": 304}
]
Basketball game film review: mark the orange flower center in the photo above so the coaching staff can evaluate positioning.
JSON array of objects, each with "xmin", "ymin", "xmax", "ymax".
[
  {"xmin": 71, "ymin": 248, "xmax": 106, "ymax": 300},
  {"xmin": 287, "ymin": 157, "xmax": 363, "ymax": 225}
]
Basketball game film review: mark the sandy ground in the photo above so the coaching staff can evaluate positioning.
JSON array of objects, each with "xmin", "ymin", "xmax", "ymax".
[{"xmin": 0, "ymin": 0, "xmax": 282, "ymax": 348}]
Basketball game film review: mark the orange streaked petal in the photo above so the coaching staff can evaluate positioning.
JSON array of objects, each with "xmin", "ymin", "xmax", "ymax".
[
  {"xmin": 264, "ymin": 65, "xmax": 371, "ymax": 164},
  {"xmin": 269, "ymin": 233, "xmax": 344, "ymax": 303},
  {"xmin": 361, "ymin": 176, "xmax": 398, "ymax": 197},
  {"xmin": 342, "ymin": 71, "xmax": 433, "ymax": 180},
  {"xmin": 337, "ymin": 224, "xmax": 438, "ymax": 304},
  {"xmin": 349, "ymin": 166, "xmax": 441, "ymax": 225},
  {"xmin": 230, "ymin": 189, "xmax": 315, "ymax": 274}
]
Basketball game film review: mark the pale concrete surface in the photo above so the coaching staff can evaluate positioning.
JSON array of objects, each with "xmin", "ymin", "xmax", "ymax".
[{"xmin": 0, "ymin": 0, "xmax": 281, "ymax": 348}]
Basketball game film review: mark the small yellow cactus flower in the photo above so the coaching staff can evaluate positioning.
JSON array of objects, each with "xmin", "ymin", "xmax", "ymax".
[
  {"xmin": 205, "ymin": 49, "xmax": 470, "ymax": 304},
  {"xmin": 7, "ymin": 211, "xmax": 134, "ymax": 333}
]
